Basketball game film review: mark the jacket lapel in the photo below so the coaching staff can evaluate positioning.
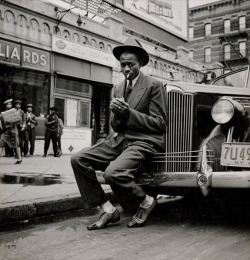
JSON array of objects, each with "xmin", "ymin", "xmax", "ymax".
[
  {"xmin": 128, "ymin": 73, "xmax": 147, "ymax": 109},
  {"xmin": 115, "ymin": 80, "xmax": 126, "ymax": 98}
]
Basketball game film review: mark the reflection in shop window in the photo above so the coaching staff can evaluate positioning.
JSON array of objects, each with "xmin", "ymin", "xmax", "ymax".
[{"xmin": 0, "ymin": 66, "xmax": 49, "ymax": 116}]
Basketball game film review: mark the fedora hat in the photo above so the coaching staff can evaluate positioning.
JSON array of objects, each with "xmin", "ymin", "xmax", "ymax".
[
  {"xmin": 14, "ymin": 100, "xmax": 22, "ymax": 104},
  {"xmin": 49, "ymin": 107, "xmax": 57, "ymax": 111},
  {"xmin": 113, "ymin": 37, "xmax": 149, "ymax": 67},
  {"xmin": 26, "ymin": 103, "xmax": 33, "ymax": 108}
]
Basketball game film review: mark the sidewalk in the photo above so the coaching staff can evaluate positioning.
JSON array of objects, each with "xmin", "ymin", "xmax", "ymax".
[{"xmin": 0, "ymin": 155, "xmax": 112, "ymax": 225}]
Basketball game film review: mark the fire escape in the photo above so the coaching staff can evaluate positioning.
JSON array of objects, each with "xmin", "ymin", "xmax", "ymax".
[{"xmin": 219, "ymin": 30, "xmax": 248, "ymax": 70}]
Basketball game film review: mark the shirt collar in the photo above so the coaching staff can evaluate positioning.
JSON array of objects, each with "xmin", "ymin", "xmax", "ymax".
[{"xmin": 127, "ymin": 72, "xmax": 140, "ymax": 88}]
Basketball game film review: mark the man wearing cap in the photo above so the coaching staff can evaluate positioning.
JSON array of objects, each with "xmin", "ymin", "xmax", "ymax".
[
  {"xmin": 23, "ymin": 104, "xmax": 38, "ymax": 157},
  {"xmin": 0, "ymin": 99, "xmax": 22, "ymax": 164},
  {"xmin": 43, "ymin": 107, "xmax": 60, "ymax": 157},
  {"xmin": 71, "ymin": 37, "xmax": 167, "ymax": 230},
  {"xmin": 14, "ymin": 100, "xmax": 25, "ymax": 156}
]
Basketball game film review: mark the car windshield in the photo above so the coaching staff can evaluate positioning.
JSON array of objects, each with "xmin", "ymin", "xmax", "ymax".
[{"xmin": 212, "ymin": 67, "xmax": 249, "ymax": 88}]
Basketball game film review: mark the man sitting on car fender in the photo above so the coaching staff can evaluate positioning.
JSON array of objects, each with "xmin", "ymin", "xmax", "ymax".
[{"xmin": 71, "ymin": 37, "xmax": 167, "ymax": 230}]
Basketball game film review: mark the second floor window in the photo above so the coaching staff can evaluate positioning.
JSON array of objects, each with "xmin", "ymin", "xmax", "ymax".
[
  {"xmin": 205, "ymin": 23, "xmax": 211, "ymax": 37},
  {"xmin": 239, "ymin": 42, "xmax": 246, "ymax": 57},
  {"xmin": 205, "ymin": 47, "xmax": 211, "ymax": 63},
  {"xmin": 189, "ymin": 50, "xmax": 194, "ymax": 60},
  {"xmin": 239, "ymin": 16, "xmax": 246, "ymax": 31},
  {"xmin": 224, "ymin": 19, "xmax": 230, "ymax": 34},
  {"xmin": 224, "ymin": 44, "xmax": 230, "ymax": 60},
  {"xmin": 189, "ymin": 27, "xmax": 194, "ymax": 39}
]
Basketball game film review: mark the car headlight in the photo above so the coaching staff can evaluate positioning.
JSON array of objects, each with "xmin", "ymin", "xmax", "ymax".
[{"xmin": 211, "ymin": 99, "xmax": 246, "ymax": 125}]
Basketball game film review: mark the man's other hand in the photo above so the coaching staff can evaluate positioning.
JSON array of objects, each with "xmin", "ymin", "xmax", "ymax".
[{"xmin": 110, "ymin": 98, "xmax": 130, "ymax": 115}]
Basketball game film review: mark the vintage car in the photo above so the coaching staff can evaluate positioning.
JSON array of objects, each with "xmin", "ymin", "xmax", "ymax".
[{"xmin": 98, "ymin": 67, "xmax": 250, "ymax": 199}]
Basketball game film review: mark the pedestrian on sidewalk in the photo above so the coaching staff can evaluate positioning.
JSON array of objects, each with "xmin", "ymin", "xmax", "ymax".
[
  {"xmin": 71, "ymin": 36, "xmax": 167, "ymax": 230},
  {"xmin": 57, "ymin": 115, "xmax": 64, "ymax": 155},
  {"xmin": 23, "ymin": 104, "xmax": 38, "ymax": 157},
  {"xmin": 14, "ymin": 100, "xmax": 25, "ymax": 156},
  {"xmin": 43, "ymin": 107, "xmax": 60, "ymax": 157},
  {"xmin": 0, "ymin": 99, "xmax": 22, "ymax": 164}
]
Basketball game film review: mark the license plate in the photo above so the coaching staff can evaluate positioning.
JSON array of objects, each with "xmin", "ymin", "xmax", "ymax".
[{"xmin": 221, "ymin": 143, "xmax": 250, "ymax": 167}]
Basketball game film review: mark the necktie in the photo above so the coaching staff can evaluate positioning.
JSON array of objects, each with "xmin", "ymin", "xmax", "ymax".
[{"xmin": 125, "ymin": 80, "xmax": 133, "ymax": 101}]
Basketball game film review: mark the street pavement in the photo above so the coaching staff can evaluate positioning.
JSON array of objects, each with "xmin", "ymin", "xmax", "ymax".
[
  {"xmin": 1, "ymin": 197, "xmax": 250, "ymax": 260},
  {"xmin": 0, "ymin": 155, "xmax": 111, "ymax": 225}
]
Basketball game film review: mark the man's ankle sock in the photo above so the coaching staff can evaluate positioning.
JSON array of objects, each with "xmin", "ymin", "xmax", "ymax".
[
  {"xmin": 101, "ymin": 201, "xmax": 116, "ymax": 214},
  {"xmin": 140, "ymin": 194, "xmax": 154, "ymax": 209}
]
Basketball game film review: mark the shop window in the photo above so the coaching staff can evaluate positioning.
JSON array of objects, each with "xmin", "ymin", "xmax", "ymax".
[
  {"xmin": 205, "ymin": 47, "xmax": 211, "ymax": 63},
  {"xmin": 224, "ymin": 19, "xmax": 230, "ymax": 34},
  {"xmin": 224, "ymin": 44, "xmax": 230, "ymax": 60},
  {"xmin": 55, "ymin": 76, "xmax": 92, "ymax": 97},
  {"xmin": 54, "ymin": 97, "xmax": 65, "ymax": 123},
  {"xmin": 189, "ymin": 27, "xmax": 194, "ymax": 39},
  {"xmin": 205, "ymin": 23, "xmax": 211, "ymax": 37},
  {"xmin": 239, "ymin": 16, "xmax": 246, "ymax": 31},
  {"xmin": 163, "ymin": 64, "xmax": 167, "ymax": 71},
  {"xmin": 239, "ymin": 41, "xmax": 246, "ymax": 57},
  {"xmin": 54, "ymin": 97, "xmax": 91, "ymax": 128},
  {"xmin": 80, "ymin": 101, "xmax": 90, "ymax": 127},
  {"xmin": 0, "ymin": 66, "xmax": 50, "ymax": 116},
  {"xmin": 154, "ymin": 61, "xmax": 158, "ymax": 69}
]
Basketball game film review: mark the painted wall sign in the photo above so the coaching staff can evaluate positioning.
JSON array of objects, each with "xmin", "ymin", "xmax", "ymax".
[
  {"xmin": 52, "ymin": 36, "xmax": 116, "ymax": 68},
  {"xmin": 22, "ymin": 46, "xmax": 50, "ymax": 71},
  {"xmin": 0, "ymin": 40, "xmax": 20, "ymax": 66},
  {"xmin": 124, "ymin": 0, "xmax": 188, "ymax": 40},
  {"xmin": 0, "ymin": 39, "xmax": 50, "ymax": 71}
]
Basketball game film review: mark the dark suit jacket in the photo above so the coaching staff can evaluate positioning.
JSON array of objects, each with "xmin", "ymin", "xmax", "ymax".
[
  {"xmin": 23, "ymin": 112, "xmax": 38, "ymax": 129},
  {"xmin": 110, "ymin": 72, "xmax": 167, "ymax": 152}
]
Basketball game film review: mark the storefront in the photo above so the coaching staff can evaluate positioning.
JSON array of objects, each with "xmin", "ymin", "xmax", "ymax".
[
  {"xmin": 51, "ymin": 36, "xmax": 116, "ymax": 153},
  {"xmin": 0, "ymin": 38, "xmax": 51, "ymax": 151}
]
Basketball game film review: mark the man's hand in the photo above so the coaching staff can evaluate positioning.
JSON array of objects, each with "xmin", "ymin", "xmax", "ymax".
[{"xmin": 110, "ymin": 98, "xmax": 130, "ymax": 115}]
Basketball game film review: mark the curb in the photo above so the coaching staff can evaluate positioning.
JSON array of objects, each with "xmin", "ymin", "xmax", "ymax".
[{"xmin": 0, "ymin": 192, "xmax": 115, "ymax": 225}]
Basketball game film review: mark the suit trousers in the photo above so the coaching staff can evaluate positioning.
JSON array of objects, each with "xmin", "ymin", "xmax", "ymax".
[
  {"xmin": 71, "ymin": 138, "xmax": 156, "ymax": 209},
  {"xmin": 44, "ymin": 129, "xmax": 58, "ymax": 156},
  {"xmin": 24, "ymin": 126, "xmax": 35, "ymax": 155}
]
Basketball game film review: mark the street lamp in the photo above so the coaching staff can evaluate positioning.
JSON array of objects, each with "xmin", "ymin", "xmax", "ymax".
[{"xmin": 54, "ymin": 6, "xmax": 83, "ymax": 33}]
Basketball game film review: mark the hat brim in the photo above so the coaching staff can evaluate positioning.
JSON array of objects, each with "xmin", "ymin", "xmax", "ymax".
[{"xmin": 113, "ymin": 46, "xmax": 149, "ymax": 67}]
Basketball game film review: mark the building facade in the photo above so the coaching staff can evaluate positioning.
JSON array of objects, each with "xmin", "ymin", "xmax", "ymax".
[
  {"xmin": 188, "ymin": 0, "xmax": 249, "ymax": 76},
  {"xmin": 0, "ymin": 0, "xmax": 204, "ymax": 155}
]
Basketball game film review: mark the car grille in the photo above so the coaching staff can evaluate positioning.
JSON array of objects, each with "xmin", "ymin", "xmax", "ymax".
[{"xmin": 166, "ymin": 90, "xmax": 194, "ymax": 172}]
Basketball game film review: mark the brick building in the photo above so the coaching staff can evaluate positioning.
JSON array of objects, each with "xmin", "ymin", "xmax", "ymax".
[{"xmin": 188, "ymin": 0, "xmax": 249, "ymax": 76}]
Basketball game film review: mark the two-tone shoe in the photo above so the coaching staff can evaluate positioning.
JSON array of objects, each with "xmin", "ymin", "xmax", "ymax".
[
  {"xmin": 127, "ymin": 199, "xmax": 157, "ymax": 228},
  {"xmin": 87, "ymin": 209, "xmax": 120, "ymax": 230}
]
